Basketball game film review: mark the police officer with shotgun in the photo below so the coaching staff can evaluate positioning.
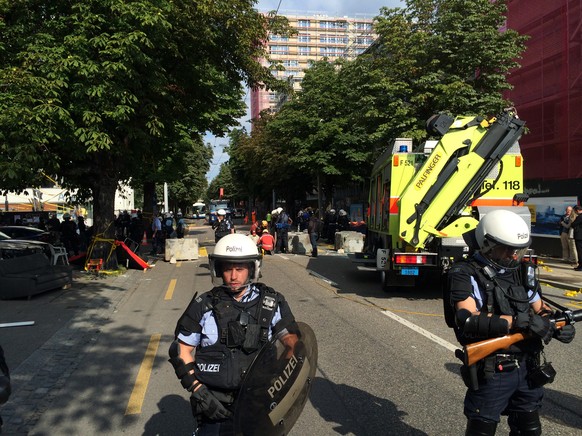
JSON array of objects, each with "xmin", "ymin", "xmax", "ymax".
[
  {"xmin": 168, "ymin": 233, "xmax": 316, "ymax": 435},
  {"xmin": 445, "ymin": 209, "xmax": 576, "ymax": 435}
]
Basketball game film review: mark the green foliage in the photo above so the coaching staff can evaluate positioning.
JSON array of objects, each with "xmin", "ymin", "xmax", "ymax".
[
  {"xmin": 229, "ymin": 0, "xmax": 526, "ymax": 203},
  {"xmin": 0, "ymin": 0, "xmax": 289, "ymax": 231}
]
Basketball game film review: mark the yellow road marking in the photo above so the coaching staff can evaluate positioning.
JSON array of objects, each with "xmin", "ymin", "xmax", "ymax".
[
  {"xmin": 125, "ymin": 333, "xmax": 161, "ymax": 415},
  {"xmin": 199, "ymin": 247, "xmax": 208, "ymax": 257},
  {"xmin": 164, "ymin": 278, "xmax": 177, "ymax": 301}
]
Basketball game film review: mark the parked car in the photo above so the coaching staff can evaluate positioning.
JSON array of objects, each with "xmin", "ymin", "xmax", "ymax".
[
  {"xmin": 0, "ymin": 226, "xmax": 54, "ymax": 243},
  {"xmin": 0, "ymin": 239, "xmax": 52, "ymax": 260}
]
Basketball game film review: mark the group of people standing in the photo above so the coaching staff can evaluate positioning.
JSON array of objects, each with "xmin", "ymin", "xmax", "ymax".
[
  {"xmin": 150, "ymin": 211, "xmax": 187, "ymax": 255},
  {"xmin": 42, "ymin": 212, "xmax": 88, "ymax": 256},
  {"xmin": 246, "ymin": 207, "xmax": 291, "ymax": 255},
  {"xmin": 558, "ymin": 204, "xmax": 582, "ymax": 270}
]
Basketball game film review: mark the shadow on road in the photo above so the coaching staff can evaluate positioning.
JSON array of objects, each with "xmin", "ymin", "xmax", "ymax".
[
  {"xmin": 306, "ymin": 256, "xmax": 443, "ymax": 301},
  {"xmin": 310, "ymin": 376, "xmax": 427, "ymax": 435},
  {"xmin": 142, "ymin": 394, "xmax": 193, "ymax": 436}
]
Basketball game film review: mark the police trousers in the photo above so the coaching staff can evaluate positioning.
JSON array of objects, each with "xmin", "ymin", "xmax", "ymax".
[{"xmin": 464, "ymin": 355, "xmax": 543, "ymax": 423}]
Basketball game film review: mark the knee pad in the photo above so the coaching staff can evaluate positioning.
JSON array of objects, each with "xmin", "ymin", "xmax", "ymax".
[
  {"xmin": 508, "ymin": 410, "xmax": 542, "ymax": 436},
  {"xmin": 466, "ymin": 418, "xmax": 498, "ymax": 436}
]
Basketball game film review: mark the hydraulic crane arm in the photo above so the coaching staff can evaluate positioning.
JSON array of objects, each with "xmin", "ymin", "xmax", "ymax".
[{"xmin": 399, "ymin": 111, "xmax": 526, "ymax": 248}]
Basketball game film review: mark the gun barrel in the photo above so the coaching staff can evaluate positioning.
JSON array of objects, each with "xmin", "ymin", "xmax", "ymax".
[{"xmin": 558, "ymin": 309, "xmax": 582, "ymax": 325}]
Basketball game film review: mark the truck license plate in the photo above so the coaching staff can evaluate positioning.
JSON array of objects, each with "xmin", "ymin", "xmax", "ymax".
[{"xmin": 401, "ymin": 267, "xmax": 419, "ymax": 276}]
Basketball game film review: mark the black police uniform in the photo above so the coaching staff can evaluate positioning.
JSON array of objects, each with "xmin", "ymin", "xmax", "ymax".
[
  {"xmin": 446, "ymin": 253, "xmax": 549, "ymax": 435},
  {"xmin": 212, "ymin": 218, "xmax": 232, "ymax": 243},
  {"xmin": 171, "ymin": 283, "xmax": 295, "ymax": 434}
]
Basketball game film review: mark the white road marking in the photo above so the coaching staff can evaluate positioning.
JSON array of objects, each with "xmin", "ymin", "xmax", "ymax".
[
  {"xmin": 305, "ymin": 269, "xmax": 458, "ymax": 352},
  {"xmin": 381, "ymin": 310, "xmax": 459, "ymax": 352}
]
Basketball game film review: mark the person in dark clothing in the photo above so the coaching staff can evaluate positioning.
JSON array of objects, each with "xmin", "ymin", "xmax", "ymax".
[
  {"xmin": 60, "ymin": 213, "xmax": 79, "ymax": 256},
  {"xmin": 307, "ymin": 211, "xmax": 321, "ymax": 257},
  {"xmin": 337, "ymin": 209, "xmax": 350, "ymax": 232},
  {"xmin": 176, "ymin": 212, "xmax": 187, "ymax": 239},
  {"xmin": 274, "ymin": 207, "xmax": 290, "ymax": 254},
  {"xmin": 445, "ymin": 209, "xmax": 576, "ymax": 435},
  {"xmin": 212, "ymin": 209, "xmax": 233, "ymax": 243},
  {"xmin": 77, "ymin": 216, "xmax": 88, "ymax": 251},
  {"xmin": 129, "ymin": 212, "xmax": 145, "ymax": 248},
  {"xmin": 169, "ymin": 234, "xmax": 296, "ymax": 435},
  {"xmin": 325, "ymin": 209, "xmax": 338, "ymax": 243},
  {"xmin": 570, "ymin": 205, "xmax": 582, "ymax": 271}
]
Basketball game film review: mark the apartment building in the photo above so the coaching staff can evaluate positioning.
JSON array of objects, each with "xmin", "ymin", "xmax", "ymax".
[{"xmin": 250, "ymin": 12, "xmax": 376, "ymax": 122}]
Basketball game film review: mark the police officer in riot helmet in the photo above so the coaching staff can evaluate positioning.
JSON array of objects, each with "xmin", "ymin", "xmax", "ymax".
[
  {"xmin": 446, "ymin": 209, "xmax": 575, "ymax": 436},
  {"xmin": 169, "ymin": 234, "xmax": 295, "ymax": 435},
  {"xmin": 212, "ymin": 208, "xmax": 234, "ymax": 243}
]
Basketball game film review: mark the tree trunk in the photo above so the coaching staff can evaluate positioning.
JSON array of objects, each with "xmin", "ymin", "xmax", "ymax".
[
  {"xmin": 92, "ymin": 179, "xmax": 118, "ymax": 239},
  {"xmin": 143, "ymin": 181, "xmax": 156, "ymax": 216}
]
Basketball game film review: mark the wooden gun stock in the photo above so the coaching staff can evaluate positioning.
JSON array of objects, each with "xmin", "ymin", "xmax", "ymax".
[{"xmin": 464, "ymin": 320, "xmax": 567, "ymax": 366}]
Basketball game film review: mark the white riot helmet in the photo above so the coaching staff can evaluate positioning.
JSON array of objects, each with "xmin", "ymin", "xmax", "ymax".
[
  {"xmin": 209, "ymin": 233, "xmax": 262, "ymax": 289},
  {"xmin": 217, "ymin": 209, "xmax": 226, "ymax": 216},
  {"xmin": 474, "ymin": 209, "xmax": 531, "ymax": 269}
]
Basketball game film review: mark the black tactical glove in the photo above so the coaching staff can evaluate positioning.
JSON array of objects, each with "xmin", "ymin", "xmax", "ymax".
[
  {"xmin": 528, "ymin": 314, "xmax": 554, "ymax": 344},
  {"xmin": 553, "ymin": 324, "xmax": 576, "ymax": 344},
  {"xmin": 513, "ymin": 313, "xmax": 554, "ymax": 344},
  {"xmin": 191, "ymin": 381, "xmax": 232, "ymax": 420},
  {"xmin": 513, "ymin": 312, "xmax": 531, "ymax": 330}
]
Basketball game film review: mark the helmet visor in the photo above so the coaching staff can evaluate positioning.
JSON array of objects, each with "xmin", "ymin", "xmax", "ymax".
[{"xmin": 487, "ymin": 244, "xmax": 529, "ymax": 269}]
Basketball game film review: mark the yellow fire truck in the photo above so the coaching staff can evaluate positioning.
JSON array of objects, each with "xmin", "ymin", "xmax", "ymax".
[{"xmin": 354, "ymin": 111, "xmax": 533, "ymax": 291}]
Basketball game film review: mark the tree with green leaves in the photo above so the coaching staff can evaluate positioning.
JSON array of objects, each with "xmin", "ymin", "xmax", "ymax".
[
  {"xmin": 229, "ymin": 0, "xmax": 526, "ymax": 209},
  {"xmin": 0, "ymin": 0, "xmax": 291, "ymax": 234}
]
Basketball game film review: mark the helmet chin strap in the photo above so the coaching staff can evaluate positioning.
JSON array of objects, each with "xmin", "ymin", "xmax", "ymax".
[{"xmin": 222, "ymin": 281, "xmax": 251, "ymax": 295}]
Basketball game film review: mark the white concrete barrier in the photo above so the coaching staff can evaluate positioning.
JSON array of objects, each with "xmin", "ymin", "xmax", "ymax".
[
  {"xmin": 334, "ymin": 231, "xmax": 365, "ymax": 253},
  {"xmin": 165, "ymin": 238, "xmax": 199, "ymax": 261},
  {"xmin": 289, "ymin": 231, "xmax": 312, "ymax": 254}
]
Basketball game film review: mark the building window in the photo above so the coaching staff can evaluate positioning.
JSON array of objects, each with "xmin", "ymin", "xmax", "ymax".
[
  {"xmin": 298, "ymin": 34, "xmax": 311, "ymax": 43},
  {"xmin": 356, "ymin": 37, "xmax": 373, "ymax": 45},
  {"xmin": 320, "ymin": 20, "xmax": 347, "ymax": 29},
  {"xmin": 298, "ymin": 46, "xmax": 311, "ymax": 56},
  {"xmin": 356, "ymin": 22, "xmax": 372, "ymax": 30},
  {"xmin": 270, "ymin": 45, "xmax": 289, "ymax": 55},
  {"xmin": 270, "ymin": 34, "xmax": 289, "ymax": 42},
  {"xmin": 298, "ymin": 20, "xmax": 310, "ymax": 28},
  {"xmin": 320, "ymin": 36, "xmax": 349, "ymax": 44},
  {"xmin": 320, "ymin": 46, "xmax": 345, "ymax": 56},
  {"xmin": 283, "ymin": 60, "xmax": 299, "ymax": 67}
]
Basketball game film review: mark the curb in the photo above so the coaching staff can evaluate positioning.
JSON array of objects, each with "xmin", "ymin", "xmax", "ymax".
[{"xmin": 539, "ymin": 278, "xmax": 582, "ymax": 292}]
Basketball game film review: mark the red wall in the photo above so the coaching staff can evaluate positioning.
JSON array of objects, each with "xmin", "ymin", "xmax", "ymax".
[{"xmin": 506, "ymin": 0, "xmax": 582, "ymax": 183}]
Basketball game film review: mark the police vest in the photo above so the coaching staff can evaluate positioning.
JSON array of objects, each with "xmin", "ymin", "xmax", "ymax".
[
  {"xmin": 180, "ymin": 284, "xmax": 282, "ymax": 390},
  {"xmin": 215, "ymin": 219, "xmax": 230, "ymax": 239},
  {"xmin": 444, "ymin": 258, "xmax": 542, "ymax": 351}
]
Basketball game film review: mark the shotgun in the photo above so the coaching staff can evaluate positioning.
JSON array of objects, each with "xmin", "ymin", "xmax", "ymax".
[{"xmin": 464, "ymin": 309, "xmax": 582, "ymax": 366}]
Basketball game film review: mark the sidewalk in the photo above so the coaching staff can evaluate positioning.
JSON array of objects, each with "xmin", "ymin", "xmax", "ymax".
[{"xmin": 537, "ymin": 257, "xmax": 582, "ymax": 293}]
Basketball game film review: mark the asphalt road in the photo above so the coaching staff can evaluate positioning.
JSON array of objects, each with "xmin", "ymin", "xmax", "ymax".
[{"xmin": 1, "ymin": 221, "xmax": 581, "ymax": 435}]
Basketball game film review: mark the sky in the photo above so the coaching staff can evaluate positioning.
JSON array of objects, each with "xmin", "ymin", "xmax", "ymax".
[{"xmin": 205, "ymin": 0, "xmax": 404, "ymax": 182}]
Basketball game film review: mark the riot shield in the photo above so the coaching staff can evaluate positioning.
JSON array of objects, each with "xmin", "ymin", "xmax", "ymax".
[{"xmin": 233, "ymin": 321, "xmax": 317, "ymax": 436}]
